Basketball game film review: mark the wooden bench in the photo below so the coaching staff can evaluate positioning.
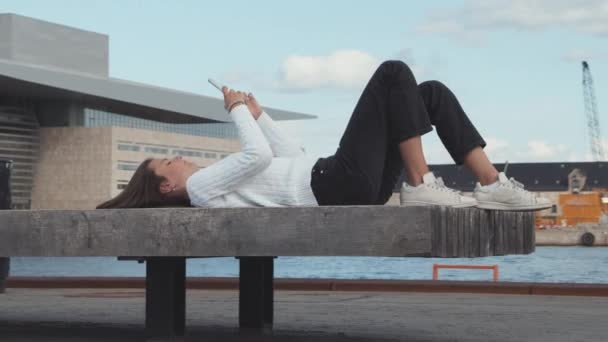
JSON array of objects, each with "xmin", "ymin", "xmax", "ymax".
[{"xmin": 0, "ymin": 206, "xmax": 534, "ymax": 340}]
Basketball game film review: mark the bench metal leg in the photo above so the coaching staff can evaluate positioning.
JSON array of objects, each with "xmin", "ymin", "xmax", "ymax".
[
  {"xmin": 0, "ymin": 257, "xmax": 9, "ymax": 294},
  {"xmin": 239, "ymin": 257, "xmax": 274, "ymax": 330},
  {"xmin": 145, "ymin": 257, "xmax": 186, "ymax": 340}
]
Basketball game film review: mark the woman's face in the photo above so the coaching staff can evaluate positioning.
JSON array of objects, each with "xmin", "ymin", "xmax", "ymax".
[{"xmin": 148, "ymin": 156, "xmax": 198, "ymax": 194}]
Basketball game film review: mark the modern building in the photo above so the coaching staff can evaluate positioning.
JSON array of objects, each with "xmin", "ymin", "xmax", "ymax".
[{"xmin": 0, "ymin": 13, "xmax": 314, "ymax": 209}]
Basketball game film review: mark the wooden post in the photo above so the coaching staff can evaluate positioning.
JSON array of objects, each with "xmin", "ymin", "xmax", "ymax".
[
  {"xmin": 239, "ymin": 256, "xmax": 274, "ymax": 331},
  {"xmin": 145, "ymin": 257, "xmax": 186, "ymax": 340}
]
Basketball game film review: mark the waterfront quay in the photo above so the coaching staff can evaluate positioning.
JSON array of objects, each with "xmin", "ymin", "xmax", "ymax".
[{"xmin": 1, "ymin": 287, "xmax": 608, "ymax": 342}]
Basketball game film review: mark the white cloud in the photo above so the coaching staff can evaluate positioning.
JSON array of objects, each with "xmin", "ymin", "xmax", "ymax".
[
  {"xmin": 578, "ymin": 138, "xmax": 608, "ymax": 161},
  {"xmin": 221, "ymin": 49, "xmax": 431, "ymax": 92},
  {"xmin": 419, "ymin": 135, "xmax": 594, "ymax": 164},
  {"xmin": 392, "ymin": 48, "xmax": 434, "ymax": 80},
  {"xmin": 563, "ymin": 49, "xmax": 594, "ymax": 62},
  {"xmin": 484, "ymin": 137, "xmax": 509, "ymax": 154},
  {"xmin": 416, "ymin": 0, "xmax": 608, "ymax": 43},
  {"xmin": 528, "ymin": 140, "xmax": 556, "ymax": 159},
  {"xmin": 277, "ymin": 50, "xmax": 379, "ymax": 91},
  {"xmin": 594, "ymin": 138, "xmax": 608, "ymax": 160},
  {"xmin": 477, "ymin": 138, "xmax": 588, "ymax": 162},
  {"xmin": 562, "ymin": 49, "xmax": 608, "ymax": 62},
  {"xmin": 483, "ymin": 137, "xmax": 511, "ymax": 161},
  {"xmin": 518, "ymin": 141, "xmax": 582, "ymax": 162}
]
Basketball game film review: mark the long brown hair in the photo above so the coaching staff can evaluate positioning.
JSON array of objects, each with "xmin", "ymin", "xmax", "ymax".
[{"xmin": 96, "ymin": 158, "xmax": 191, "ymax": 209}]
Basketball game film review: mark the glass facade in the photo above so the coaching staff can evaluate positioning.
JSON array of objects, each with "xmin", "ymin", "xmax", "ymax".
[
  {"xmin": 172, "ymin": 149, "xmax": 202, "ymax": 157},
  {"xmin": 0, "ymin": 99, "xmax": 39, "ymax": 209},
  {"xmin": 84, "ymin": 108, "xmax": 238, "ymax": 139},
  {"xmin": 117, "ymin": 144, "xmax": 140, "ymax": 152},
  {"xmin": 117, "ymin": 163, "xmax": 139, "ymax": 171},
  {"xmin": 143, "ymin": 146, "xmax": 168, "ymax": 154},
  {"xmin": 116, "ymin": 143, "xmax": 227, "ymax": 162}
]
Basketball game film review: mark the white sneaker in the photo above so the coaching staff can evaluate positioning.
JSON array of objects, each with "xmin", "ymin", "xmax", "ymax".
[
  {"xmin": 400, "ymin": 172, "xmax": 477, "ymax": 208},
  {"xmin": 474, "ymin": 172, "xmax": 552, "ymax": 211}
]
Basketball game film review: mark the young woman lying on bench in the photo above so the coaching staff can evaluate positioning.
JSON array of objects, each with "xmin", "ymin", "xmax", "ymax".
[{"xmin": 97, "ymin": 60, "xmax": 550, "ymax": 211}]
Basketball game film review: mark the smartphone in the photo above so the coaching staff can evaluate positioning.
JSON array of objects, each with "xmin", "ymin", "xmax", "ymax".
[{"xmin": 208, "ymin": 78, "xmax": 224, "ymax": 92}]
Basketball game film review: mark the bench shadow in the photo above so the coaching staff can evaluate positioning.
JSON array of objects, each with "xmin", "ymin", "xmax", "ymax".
[{"xmin": 0, "ymin": 320, "xmax": 443, "ymax": 342}]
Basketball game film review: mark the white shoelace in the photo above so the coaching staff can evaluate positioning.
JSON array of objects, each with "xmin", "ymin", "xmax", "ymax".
[
  {"xmin": 501, "ymin": 161, "xmax": 529, "ymax": 194},
  {"xmin": 430, "ymin": 177, "xmax": 461, "ymax": 195},
  {"xmin": 502, "ymin": 176, "xmax": 536, "ymax": 200},
  {"xmin": 508, "ymin": 177, "xmax": 524, "ymax": 189}
]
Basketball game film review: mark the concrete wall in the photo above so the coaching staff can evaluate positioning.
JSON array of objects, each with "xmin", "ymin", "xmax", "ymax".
[
  {"xmin": 30, "ymin": 127, "xmax": 113, "ymax": 209},
  {"xmin": 0, "ymin": 13, "xmax": 108, "ymax": 76}
]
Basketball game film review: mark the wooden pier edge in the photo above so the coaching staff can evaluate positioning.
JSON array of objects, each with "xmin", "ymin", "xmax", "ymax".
[{"xmin": 430, "ymin": 207, "xmax": 535, "ymax": 257}]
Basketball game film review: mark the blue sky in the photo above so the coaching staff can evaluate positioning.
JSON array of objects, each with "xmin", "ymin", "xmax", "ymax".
[{"xmin": 2, "ymin": 0, "xmax": 607, "ymax": 163}]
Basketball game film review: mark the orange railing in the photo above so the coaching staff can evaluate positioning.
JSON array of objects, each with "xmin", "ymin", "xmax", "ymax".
[{"xmin": 433, "ymin": 264, "xmax": 500, "ymax": 282}]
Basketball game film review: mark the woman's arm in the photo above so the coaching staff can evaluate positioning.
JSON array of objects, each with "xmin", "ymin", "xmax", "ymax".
[
  {"xmin": 186, "ymin": 103, "xmax": 273, "ymax": 205},
  {"xmin": 247, "ymin": 93, "xmax": 306, "ymax": 157}
]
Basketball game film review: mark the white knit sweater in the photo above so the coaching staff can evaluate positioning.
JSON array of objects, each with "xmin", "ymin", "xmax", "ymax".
[{"xmin": 186, "ymin": 104, "xmax": 318, "ymax": 207}]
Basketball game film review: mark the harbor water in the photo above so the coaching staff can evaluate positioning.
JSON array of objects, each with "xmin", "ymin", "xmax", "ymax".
[{"xmin": 8, "ymin": 246, "xmax": 608, "ymax": 284}]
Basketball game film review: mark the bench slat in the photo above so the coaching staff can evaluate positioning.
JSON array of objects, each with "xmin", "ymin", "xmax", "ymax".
[{"xmin": 0, "ymin": 206, "xmax": 534, "ymax": 257}]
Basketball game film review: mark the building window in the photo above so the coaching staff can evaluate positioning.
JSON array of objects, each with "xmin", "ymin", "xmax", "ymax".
[
  {"xmin": 0, "ymin": 142, "xmax": 36, "ymax": 150},
  {"xmin": 172, "ymin": 149, "xmax": 202, "ymax": 157},
  {"xmin": 204, "ymin": 152, "xmax": 217, "ymax": 159},
  {"xmin": 0, "ymin": 148, "xmax": 35, "ymax": 157},
  {"xmin": 11, "ymin": 185, "xmax": 32, "ymax": 191},
  {"xmin": 220, "ymin": 154, "xmax": 229, "ymax": 159},
  {"xmin": 117, "ymin": 164, "xmax": 138, "ymax": 171},
  {"xmin": 117, "ymin": 184, "xmax": 128, "ymax": 190},
  {"xmin": 144, "ymin": 147, "xmax": 168, "ymax": 154},
  {"xmin": 117, "ymin": 144, "xmax": 140, "ymax": 152}
]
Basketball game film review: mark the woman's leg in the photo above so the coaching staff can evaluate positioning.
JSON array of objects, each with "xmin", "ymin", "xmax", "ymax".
[
  {"xmin": 312, "ymin": 60, "xmax": 492, "ymax": 205},
  {"xmin": 463, "ymin": 147, "xmax": 499, "ymax": 186},
  {"xmin": 399, "ymin": 136, "xmax": 430, "ymax": 186},
  {"xmin": 417, "ymin": 80, "xmax": 498, "ymax": 185},
  {"xmin": 327, "ymin": 60, "xmax": 433, "ymax": 205},
  {"xmin": 373, "ymin": 137, "xmax": 431, "ymax": 205},
  {"xmin": 375, "ymin": 74, "xmax": 495, "ymax": 204}
]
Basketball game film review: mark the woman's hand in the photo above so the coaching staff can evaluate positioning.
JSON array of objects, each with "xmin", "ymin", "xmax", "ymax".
[
  {"xmin": 222, "ymin": 87, "xmax": 248, "ymax": 112},
  {"xmin": 246, "ymin": 93, "xmax": 263, "ymax": 120}
]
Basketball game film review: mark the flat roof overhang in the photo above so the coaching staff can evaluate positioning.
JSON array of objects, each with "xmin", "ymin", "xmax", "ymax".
[{"xmin": 0, "ymin": 58, "xmax": 316, "ymax": 124}]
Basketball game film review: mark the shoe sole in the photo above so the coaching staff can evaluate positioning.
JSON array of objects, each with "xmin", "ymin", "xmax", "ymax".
[
  {"xmin": 400, "ymin": 200, "xmax": 477, "ymax": 208},
  {"xmin": 475, "ymin": 201, "xmax": 552, "ymax": 211}
]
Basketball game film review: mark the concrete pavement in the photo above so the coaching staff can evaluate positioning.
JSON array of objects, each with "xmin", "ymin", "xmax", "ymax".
[{"xmin": 1, "ymin": 288, "xmax": 607, "ymax": 341}]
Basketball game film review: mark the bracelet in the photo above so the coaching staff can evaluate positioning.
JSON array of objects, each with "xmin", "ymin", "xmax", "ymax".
[{"xmin": 227, "ymin": 100, "xmax": 246, "ymax": 113}]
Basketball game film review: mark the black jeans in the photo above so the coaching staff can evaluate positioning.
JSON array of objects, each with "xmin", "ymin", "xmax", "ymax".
[{"xmin": 310, "ymin": 60, "xmax": 486, "ymax": 206}]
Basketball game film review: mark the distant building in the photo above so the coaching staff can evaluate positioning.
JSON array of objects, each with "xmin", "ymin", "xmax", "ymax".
[
  {"xmin": 393, "ymin": 162, "xmax": 608, "ymax": 221},
  {"xmin": 0, "ymin": 13, "xmax": 314, "ymax": 209},
  {"xmin": 417, "ymin": 162, "xmax": 608, "ymax": 193}
]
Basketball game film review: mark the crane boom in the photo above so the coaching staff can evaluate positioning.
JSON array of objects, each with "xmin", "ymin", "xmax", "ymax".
[{"xmin": 582, "ymin": 61, "xmax": 605, "ymax": 161}]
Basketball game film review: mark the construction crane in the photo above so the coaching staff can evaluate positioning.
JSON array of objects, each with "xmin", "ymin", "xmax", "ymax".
[{"xmin": 582, "ymin": 61, "xmax": 605, "ymax": 161}]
